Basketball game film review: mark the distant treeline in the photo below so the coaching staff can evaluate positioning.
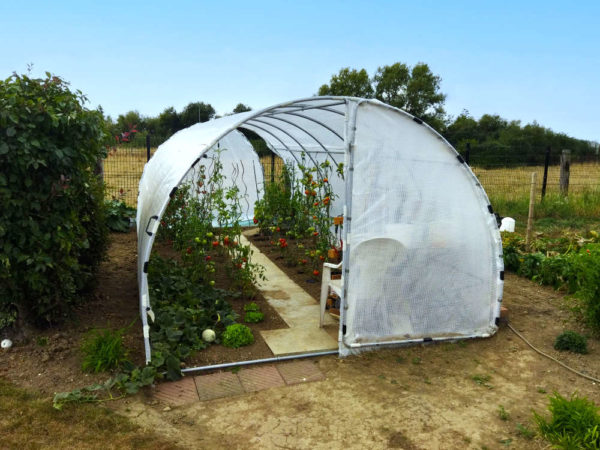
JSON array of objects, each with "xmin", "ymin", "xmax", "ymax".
[
  {"xmin": 107, "ymin": 103, "xmax": 597, "ymax": 167},
  {"xmin": 444, "ymin": 112, "xmax": 597, "ymax": 167}
]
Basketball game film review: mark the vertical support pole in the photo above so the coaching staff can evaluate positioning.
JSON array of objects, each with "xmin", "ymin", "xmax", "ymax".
[
  {"xmin": 146, "ymin": 134, "xmax": 151, "ymax": 162},
  {"xmin": 465, "ymin": 142, "xmax": 471, "ymax": 165},
  {"xmin": 525, "ymin": 172, "xmax": 537, "ymax": 250},
  {"xmin": 541, "ymin": 146, "xmax": 550, "ymax": 200},
  {"xmin": 559, "ymin": 149, "xmax": 571, "ymax": 196},
  {"xmin": 270, "ymin": 152, "xmax": 275, "ymax": 183}
]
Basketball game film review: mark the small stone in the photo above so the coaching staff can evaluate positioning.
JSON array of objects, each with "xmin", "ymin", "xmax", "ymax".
[{"xmin": 163, "ymin": 406, "xmax": 171, "ymax": 412}]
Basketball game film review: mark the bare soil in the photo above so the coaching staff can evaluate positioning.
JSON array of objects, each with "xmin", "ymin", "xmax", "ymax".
[{"xmin": 1, "ymin": 231, "xmax": 600, "ymax": 449}]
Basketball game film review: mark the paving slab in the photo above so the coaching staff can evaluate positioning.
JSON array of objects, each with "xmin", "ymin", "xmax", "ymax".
[
  {"xmin": 194, "ymin": 371, "xmax": 245, "ymax": 401},
  {"xmin": 277, "ymin": 360, "xmax": 326, "ymax": 385},
  {"xmin": 240, "ymin": 231, "xmax": 339, "ymax": 355},
  {"xmin": 260, "ymin": 327, "xmax": 338, "ymax": 355},
  {"xmin": 238, "ymin": 365, "xmax": 285, "ymax": 392},
  {"xmin": 153, "ymin": 376, "xmax": 199, "ymax": 405}
]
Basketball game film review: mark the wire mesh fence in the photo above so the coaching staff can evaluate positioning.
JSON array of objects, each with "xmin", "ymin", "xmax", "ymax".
[{"xmin": 104, "ymin": 147, "xmax": 600, "ymax": 219}]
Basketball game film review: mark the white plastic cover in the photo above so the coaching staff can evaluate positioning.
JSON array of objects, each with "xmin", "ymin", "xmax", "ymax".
[
  {"xmin": 339, "ymin": 101, "xmax": 503, "ymax": 354},
  {"xmin": 136, "ymin": 97, "xmax": 503, "ymax": 363}
]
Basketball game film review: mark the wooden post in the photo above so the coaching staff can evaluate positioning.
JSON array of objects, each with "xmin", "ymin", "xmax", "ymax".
[
  {"xmin": 559, "ymin": 149, "xmax": 571, "ymax": 196},
  {"xmin": 525, "ymin": 172, "xmax": 537, "ymax": 249}
]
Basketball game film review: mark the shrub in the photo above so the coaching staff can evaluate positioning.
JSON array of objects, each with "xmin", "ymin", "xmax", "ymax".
[
  {"xmin": 244, "ymin": 311, "xmax": 264, "ymax": 323},
  {"xmin": 0, "ymin": 73, "xmax": 109, "ymax": 325},
  {"xmin": 534, "ymin": 392, "xmax": 600, "ymax": 449},
  {"xmin": 81, "ymin": 328, "xmax": 128, "ymax": 373},
  {"xmin": 222, "ymin": 324, "xmax": 254, "ymax": 348},
  {"xmin": 554, "ymin": 331, "xmax": 588, "ymax": 354}
]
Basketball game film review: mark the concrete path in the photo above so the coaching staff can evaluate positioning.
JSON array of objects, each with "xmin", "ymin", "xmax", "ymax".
[{"xmin": 240, "ymin": 230, "xmax": 338, "ymax": 355}]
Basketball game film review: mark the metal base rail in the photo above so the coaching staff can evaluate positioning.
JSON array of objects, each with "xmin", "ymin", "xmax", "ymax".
[{"xmin": 180, "ymin": 349, "xmax": 339, "ymax": 375}]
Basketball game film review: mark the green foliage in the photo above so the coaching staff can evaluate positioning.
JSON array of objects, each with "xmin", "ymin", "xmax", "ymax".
[
  {"xmin": 318, "ymin": 62, "xmax": 446, "ymax": 131},
  {"xmin": 104, "ymin": 199, "xmax": 136, "ymax": 232},
  {"xmin": 81, "ymin": 327, "xmax": 128, "ymax": 373},
  {"xmin": 244, "ymin": 311, "xmax": 264, "ymax": 323},
  {"xmin": 534, "ymin": 392, "xmax": 600, "ymax": 449},
  {"xmin": 554, "ymin": 331, "xmax": 588, "ymax": 354},
  {"xmin": 318, "ymin": 67, "xmax": 374, "ymax": 98},
  {"xmin": 148, "ymin": 255, "xmax": 237, "ymax": 374},
  {"xmin": 222, "ymin": 324, "xmax": 254, "ymax": 348},
  {"xmin": 446, "ymin": 111, "xmax": 595, "ymax": 166},
  {"xmin": 0, "ymin": 72, "xmax": 109, "ymax": 325},
  {"xmin": 498, "ymin": 405, "xmax": 510, "ymax": 421},
  {"xmin": 244, "ymin": 302, "xmax": 260, "ymax": 312},
  {"xmin": 502, "ymin": 231, "xmax": 600, "ymax": 332}
]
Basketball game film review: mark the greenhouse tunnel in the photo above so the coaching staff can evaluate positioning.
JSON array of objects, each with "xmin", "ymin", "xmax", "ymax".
[{"xmin": 137, "ymin": 96, "xmax": 504, "ymax": 364}]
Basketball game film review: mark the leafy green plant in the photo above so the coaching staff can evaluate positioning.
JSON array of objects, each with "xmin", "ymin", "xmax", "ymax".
[
  {"xmin": 554, "ymin": 331, "xmax": 588, "ymax": 354},
  {"xmin": 244, "ymin": 311, "xmax": 264, "ymax": 323},
  {"xmin": 222, "ymin": 324, "xmax": 254, "ymax": 348},
  {"xmin": 104, "ymin": 199, "xmax": 136, "ymax": 232},
  {"xmin": 498, "ymin": 405, "xmax": 510, "ymax": 421},
  {"xmin": 533, "ymin": 392, "xmax": 600, "ymax": 449},
  {"xmin": 0, "ymin": 72, "xmax": 109, "ymax": 326},
  {"xmin": 244, "ymin": 302, "xmax": 260, "ymax": 312},
  {"xmin": 81, "ymin": 327, "xmax": 128, "ymax": 373}
]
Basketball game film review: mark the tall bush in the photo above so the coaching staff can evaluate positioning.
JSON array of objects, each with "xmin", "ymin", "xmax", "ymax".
[{"xmin": 0, "ymin": 73, "xmax": 108, "ymax": 326}]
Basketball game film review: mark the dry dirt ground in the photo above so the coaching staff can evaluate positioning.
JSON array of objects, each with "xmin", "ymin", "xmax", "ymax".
[{"xmin": 1, "ymin": 232, "xmax": 599, "ymax": 449}]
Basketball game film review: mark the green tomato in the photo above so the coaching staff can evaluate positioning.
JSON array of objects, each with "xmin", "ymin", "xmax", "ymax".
[
  {"xmin": 315, "ymin": 250, "xmax": 322, "ymax": 256},
  {"xmin": 202, "ymin": 239, "xmax": 207, "ymax": 245},
  {"xmin": 194, "ymin": 237, "xmax": 201, "ymax": 243},
  {"xmin": 206, "ymin": 232, "xmax": 213, "ymax": 238},
  {"xmin": 209, "ymin": 280, "xmax": 215, "ymax": 286}
]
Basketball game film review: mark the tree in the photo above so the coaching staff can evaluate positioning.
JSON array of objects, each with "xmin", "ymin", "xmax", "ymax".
[
  {"xmin": 180, "ymin": 102, "xmax": 215, "ymax": 128},
  {"xmin": 233, "ymin": 103, "xmax": 252, "ymax": 114},
  {"xmin": 318, "ymin": 62, "xmax": 447, "ymax": 131},
  {"xmin": 318, "ymin": 67, "xmax": 374, "ymax": 98},
  {"xmin": 374, "ymin": 62, "xmax": 446, "ymax": 128}
]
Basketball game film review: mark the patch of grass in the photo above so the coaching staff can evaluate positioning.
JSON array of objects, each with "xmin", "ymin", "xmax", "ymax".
[
  {"xmin": 498, "ymin": 405, "xmax": 510, "ymax": 421},
  {"xmin": 554, "ymin": 330, "xmax": 588, "ymax": 354},
  {"xmin": 81, "ymin": 327, "xmax": 128, "ymax": 373},
  {"xmin": 534, "ymin": 392, "xmax": 600, "ymax": 449},
  {"xmin": 516, "ymin": 423, "xmax": 535, "ymax": 440},
  {"xmin": 0, "ymin": 378, "xmax": 177, "ymax": 449},
  {"xmin": 395, "ymin": 356, "xmax": 405, "ymax": 363},
  {"xmin": 36, "ymin": 336, "xmax": 48, "ymax": 347},
  {"xmin": 471, "ymin": 374, "xmax": 493, "ymax": 389},
  {"xmin": 411, "ymin": 357, "xmax": 422, "ymax": 365},
  {"xmin": 537, "ymin": 387, "xmax": 547, "ymax": 394}
]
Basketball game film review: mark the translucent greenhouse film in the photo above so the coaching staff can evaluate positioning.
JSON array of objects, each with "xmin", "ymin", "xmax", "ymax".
[{"xmin": 137, "ymin": 97, "xmax": 503, "ymax": 363}]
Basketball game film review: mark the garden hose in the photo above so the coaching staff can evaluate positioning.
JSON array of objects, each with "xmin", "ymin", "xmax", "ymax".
[{"xmin": 506, "ymin": 322, "xmax": 600, "ymax": 384}]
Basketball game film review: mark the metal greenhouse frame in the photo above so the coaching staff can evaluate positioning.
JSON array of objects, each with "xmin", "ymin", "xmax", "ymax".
[{"xmin": 137, "ymin": 96, "xmax": 504, "ymax": 364}]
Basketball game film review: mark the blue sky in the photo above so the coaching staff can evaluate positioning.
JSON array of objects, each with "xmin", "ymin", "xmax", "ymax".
[{"xmin": 1, "ymin": 0, "xmax": 598, "ymax": 142}]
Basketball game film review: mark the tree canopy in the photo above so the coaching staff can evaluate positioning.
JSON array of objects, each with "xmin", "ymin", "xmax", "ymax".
[{"xmin": 318, "ymin": 62, "xmax": 446, "ymax": 130}]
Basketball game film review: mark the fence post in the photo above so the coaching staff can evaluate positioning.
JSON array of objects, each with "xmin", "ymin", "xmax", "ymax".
[
  {"xmin": 146, "ymin": 134, "xmax": 151, "ymax": 162},
  {"xmin": 526, "ymin": 172, "xmax": 537, "ymax": 250},
  {"xmin": 270, "ymin": 152, "xmax": 275, "ymax": 183},
  {"xmin": 465, "ymin": 142, "xmax": 470, "ymax": 165},
  {"xmin": 541, "ymin": 146, "xmax": 550, "ymax": 200},
  {"xmin": 559, "ymin": 149, "xmax": 571, "ymax": 196}
]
